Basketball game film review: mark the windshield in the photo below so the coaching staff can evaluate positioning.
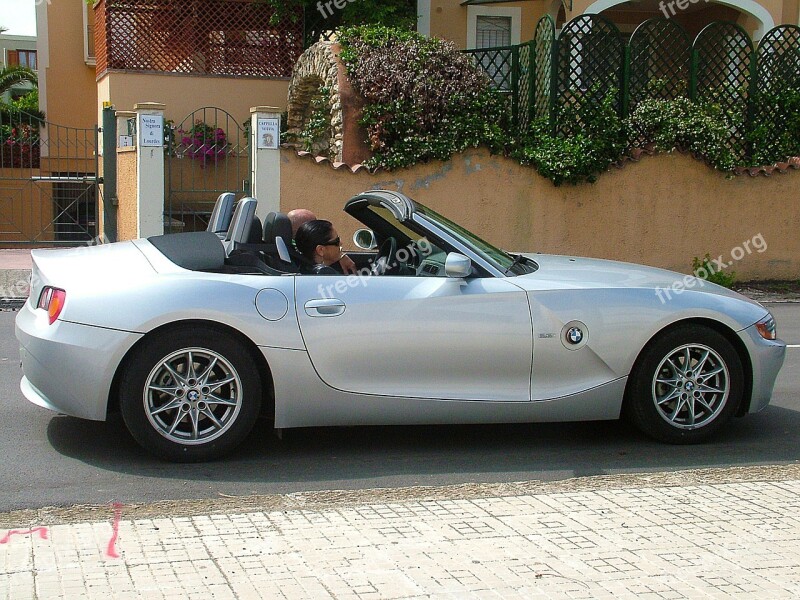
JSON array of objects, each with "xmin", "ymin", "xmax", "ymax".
[{"xmin": 414, "ymin": 204, "xmax": 533, "ymax": 275}]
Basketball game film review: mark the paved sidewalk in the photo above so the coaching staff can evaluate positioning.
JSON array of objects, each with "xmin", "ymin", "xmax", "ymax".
[
  {"xmin": 0, "ymin": 250, "xmax": 33, "ymax": 299},
  {"xmin": 2, "ymin": 466, "xmax": 800, "ymax": 599},
  {"xmin": 0, "ymin": 251, "xmax": 32, "ymax": 271}
]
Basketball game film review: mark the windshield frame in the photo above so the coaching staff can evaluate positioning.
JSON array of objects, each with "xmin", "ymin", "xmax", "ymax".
[{"xmin": 412, "ymin": 204, "xmax": 529, "ymax": 275}]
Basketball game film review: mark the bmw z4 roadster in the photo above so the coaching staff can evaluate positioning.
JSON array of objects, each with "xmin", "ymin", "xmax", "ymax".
[{"xmin": 16, "ymin": 190, "xmax": 786, "ymax": 461}]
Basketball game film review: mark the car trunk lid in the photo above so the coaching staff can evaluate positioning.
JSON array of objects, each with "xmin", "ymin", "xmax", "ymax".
[{"xmin": 28, "ymin": 242, "xmax": 157, "ymax": 309}]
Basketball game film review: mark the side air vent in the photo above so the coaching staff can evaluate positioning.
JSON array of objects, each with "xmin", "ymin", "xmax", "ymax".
[{"xmin": 422, "ymin": 264, "xmax": 439, "ymax": 275}]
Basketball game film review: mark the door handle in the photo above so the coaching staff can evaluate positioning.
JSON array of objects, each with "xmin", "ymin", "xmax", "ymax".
[{"xmin": 304, "ymin": 298, "xmax": 346, "ymax": 317}]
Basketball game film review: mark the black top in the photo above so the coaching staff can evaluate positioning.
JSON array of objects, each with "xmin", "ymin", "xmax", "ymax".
[{"xmin": 148, "ymin": 231, "xmax": 224, "ymax": 271}]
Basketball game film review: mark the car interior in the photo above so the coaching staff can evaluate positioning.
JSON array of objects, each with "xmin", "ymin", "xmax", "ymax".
[{"xmin": 148, "ymin": 192, "xmax": 461, "ymax": 278}]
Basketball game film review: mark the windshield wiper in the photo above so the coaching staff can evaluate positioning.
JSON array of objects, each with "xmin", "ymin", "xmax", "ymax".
[{"xmin": 505, "ymin": 253, "xmax": 526, "ymax": 276}]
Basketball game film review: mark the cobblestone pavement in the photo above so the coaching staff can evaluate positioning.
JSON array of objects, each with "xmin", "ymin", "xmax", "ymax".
[{"xmin": 2, "ymin": 467, "xmax": 800, "ymax": 599}]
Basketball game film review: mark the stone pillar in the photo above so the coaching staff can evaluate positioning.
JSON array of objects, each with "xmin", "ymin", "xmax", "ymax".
[
  {"xmin": 250, "ymin": 106, "xmax": 282, "ymax": 219},
  {"xmin": 134, "ymin": 102, "xmax": 166, "ymax": 238},
  {"xmin": 114, "ymin": 110, "xmax": 138, "ymax": 241}
]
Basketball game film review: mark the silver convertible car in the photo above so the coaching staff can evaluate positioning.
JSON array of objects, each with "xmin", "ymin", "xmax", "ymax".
[{"xmin": 16, "ymin": 190, "xmax": 786, "ymax": 461}]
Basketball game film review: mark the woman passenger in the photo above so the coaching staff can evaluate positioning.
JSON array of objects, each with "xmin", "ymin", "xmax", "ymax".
[{"xmin": 294, "ymin": 219, "xmax": 343, "ymax": 275}]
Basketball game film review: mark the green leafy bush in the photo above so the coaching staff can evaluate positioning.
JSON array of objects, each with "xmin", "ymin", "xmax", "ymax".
[
  {"xmin": 8, "ymin": 89, "xmax": 40, "ymax": 114},
  {"xmin": 512, "ymin": 92, "xmax": 628, "ymax": 185},
  {"xmin": 260, "ymin": 0, "xmax": 416, "ymax": 30},
  {"xmin": 747, "ymin": 88, "xmax": 800, "ymax": 165},
  {"xmin": 692, "ymin": 254, "xmax": 736, "ymax": 289},
  {"xmin": 333, "ymin": 0, "xmax": 416, "ymax": 29},
  {"xmin": 331, "ymin": 26, "xmax": 800, "ymax": 183},
  {"xmin": 298, "ymin": 86, "xmax": 334, "ymax": 158},
  {"xmin": 337, "ymin": 25, "xmax": 512, "ymax": 170},
  {"xmin": 626, "ymin": 98, "xmax": 738, "ymax": 171}
]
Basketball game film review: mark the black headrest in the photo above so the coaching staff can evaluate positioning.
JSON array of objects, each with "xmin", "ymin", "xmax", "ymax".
[
  {"xmin": 263, "ymin": 212, "xmax": 293, "ymax": 245},
  {"xmin": 248, "ymin": 216, "xmax": 263, "ymax": 244}
]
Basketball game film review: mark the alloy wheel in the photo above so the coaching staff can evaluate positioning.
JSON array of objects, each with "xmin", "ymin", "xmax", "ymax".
[
  {"xmin": 143, "ymin": 347, "xmax": 243, "ymax": 445},
  {"xmin": 651, "ymin": 343, "xmax": 730, "ymax": 430}
]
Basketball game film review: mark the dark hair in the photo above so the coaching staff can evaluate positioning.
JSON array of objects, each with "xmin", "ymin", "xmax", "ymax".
[{"xmin": 295, "ymin": 219, "xmax": 334, "ymax": 261}]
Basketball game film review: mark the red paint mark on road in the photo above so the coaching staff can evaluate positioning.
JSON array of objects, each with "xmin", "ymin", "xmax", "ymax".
[
  {"xmin": 106, "ymin": 502, "xmax": 123, "ymax": 559},
  {"xmin": 0, "ymin": 527, "xmax": 49, "ymax": 544}
]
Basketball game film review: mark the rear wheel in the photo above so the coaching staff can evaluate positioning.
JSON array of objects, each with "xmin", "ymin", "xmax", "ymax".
[
  {"xmin": 119, "ymin": 326, "xmax": 262, "ymax": 462},
  {"xmin": 624, "ymin": 324, "xmax": 743, "ymax": 444}
]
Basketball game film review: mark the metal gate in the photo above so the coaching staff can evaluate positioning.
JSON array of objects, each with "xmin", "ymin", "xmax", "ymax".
[
  {"xmin": 165, "ymin": 107, "xmax": 251, "ymax": 234},
  {"xmin": 0, "ymin": 109, "xmax": 100, "ymax": 246}
]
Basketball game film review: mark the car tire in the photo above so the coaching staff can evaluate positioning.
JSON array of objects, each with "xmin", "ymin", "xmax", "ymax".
[
  {"xmin": 119, "ymin": 326, "xmax": 262, "ymax": 462},
  {"xmin": 624, "ymin": 324, "xmax": 743, "ymax": 444}
]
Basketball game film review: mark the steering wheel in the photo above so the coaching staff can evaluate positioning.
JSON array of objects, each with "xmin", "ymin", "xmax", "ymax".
[{"xmin": 371, "ymin": 237, "xmax": 397, "ymax": 276}]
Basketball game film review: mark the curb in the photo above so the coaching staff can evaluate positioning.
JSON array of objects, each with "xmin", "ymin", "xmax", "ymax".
[{"xmin": 2, "ymin": 463, "xmax": 799, "ymax": 530}]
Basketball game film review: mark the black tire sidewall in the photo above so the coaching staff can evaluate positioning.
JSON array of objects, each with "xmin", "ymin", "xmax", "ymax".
[
  {"xmin": 119, "ymin": 326, "xmax": 262, "ymax": 462},
  {"xmin": 625, "ymin": 325, "xmax": 744, "ymax": 444}
]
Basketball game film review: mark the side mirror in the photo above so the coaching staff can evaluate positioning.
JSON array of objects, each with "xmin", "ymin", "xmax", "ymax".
[
  {"xmin": 445, "ymin": 253, "xmax": 472, "ymax": 278},
  {"xmin": 353, "ymin": 228, "xmax": 377, "ymax": 250}
]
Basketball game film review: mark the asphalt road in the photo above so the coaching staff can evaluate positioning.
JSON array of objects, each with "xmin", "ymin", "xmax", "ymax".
[{"xmin": 1, "ymin": 304, "xmax": 797, "ymax": 513}]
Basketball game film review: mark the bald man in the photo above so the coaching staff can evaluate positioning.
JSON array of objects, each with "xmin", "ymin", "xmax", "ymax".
[{"xmin": 287, "ymin": 208, "xmax": 358, "ymax": 275}]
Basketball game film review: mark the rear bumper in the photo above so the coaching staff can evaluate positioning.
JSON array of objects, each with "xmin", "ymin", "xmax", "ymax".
[
  {"xmin": 15, "ymin": 301, "xmax": 142, "ymax": 421},
  {"xmin": 738, "ymin": 323, "xmax": 786, "ymax": 413},
  {"xmin": 20, "ymin": 376, "xmax": 65, "ymax": 413}
]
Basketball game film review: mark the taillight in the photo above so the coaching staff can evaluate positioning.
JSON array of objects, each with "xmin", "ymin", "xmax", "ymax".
[{"xmin": 38, "ymin": 287, "xmax": 66, "ymax": 325}]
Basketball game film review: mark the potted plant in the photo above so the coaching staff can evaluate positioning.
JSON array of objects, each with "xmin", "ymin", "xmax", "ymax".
[{"xmin": 178, "ymin": 120, "xmax": 227, "ymax": 166}]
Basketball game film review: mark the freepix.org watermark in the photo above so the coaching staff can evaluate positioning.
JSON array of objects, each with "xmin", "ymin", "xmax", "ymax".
[
  {"xmin": 659, "ymin": 0, "xmax": 711, "ymax": 18},
  {"xmin": 655, "ymin": 233, "xmax": 767, "ymax": 304},
  {"xmin": 316, "ymin": 0, "xmax": 359, "ymax": 19},
  {"xmin": 316, "ymin": 238, "xmax": 433, "ymax": 298}
]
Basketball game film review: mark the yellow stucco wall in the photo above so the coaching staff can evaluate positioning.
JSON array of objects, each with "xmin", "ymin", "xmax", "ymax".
[
  {"xmin": 782, "ymin": 0, "xmax": 800, "ymax": 22},
  {"xmin": 116, "ymin": 148, "xmax": 138, "ymax": 241},
  {"xmin": 98, "ymin": 72, "xmax": 289, "ymax": 128},
  {"xmin": 42, "ymin": 0, "xmax": 97, "ymax": 130},
  {"xmin": 429, "ymin": 1, "xmax": 545, "ymax": 47},
  {"xmin": 281, "ymin": 148, "xmax": 800, "ymax": 280}
]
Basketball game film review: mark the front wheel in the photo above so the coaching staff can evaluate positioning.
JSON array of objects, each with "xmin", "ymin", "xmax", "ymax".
[
  {"xmin": 119, "ymin": 326, "xmax": 262, "ymax": 462},
  {"xmin": 624, "ymin": 324, "xmax": 744, "ymax": 444}
]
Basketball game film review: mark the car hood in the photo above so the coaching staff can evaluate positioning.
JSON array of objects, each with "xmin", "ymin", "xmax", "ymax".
[{"xmin": 515, "ymin": 253, "xmax": 761, "ymax": 305}]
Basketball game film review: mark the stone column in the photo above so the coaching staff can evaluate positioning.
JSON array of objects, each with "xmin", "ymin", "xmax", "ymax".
[
  {"xmin": 114, "ymin": 110, "xmax": 137, "ymax": 241},
  {"xmin": 134, "ymin": 102, "xmax": 166, "ymax": 238},
  {"xmin": 250, "ymin": 106, "xmax": 282, "ymax": 219}
]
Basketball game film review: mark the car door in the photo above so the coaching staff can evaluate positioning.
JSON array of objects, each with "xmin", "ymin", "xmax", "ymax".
[{"xmin": 295, "ymin": 274, "xmax": 532, "ymax": 401}]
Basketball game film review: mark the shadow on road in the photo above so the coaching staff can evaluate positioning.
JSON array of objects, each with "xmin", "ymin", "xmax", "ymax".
[{"xmin": 46, "ymin": 404, "xmax": 800, "ymax": 486}]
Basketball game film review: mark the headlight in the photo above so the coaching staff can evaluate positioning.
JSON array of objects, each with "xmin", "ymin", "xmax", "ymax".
[{"xmin": 755, "ymin": 314, "xmax": 777, "ymax": 341}]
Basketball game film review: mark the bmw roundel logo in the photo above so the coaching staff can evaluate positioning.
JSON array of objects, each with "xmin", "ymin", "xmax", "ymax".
[{"xmin": 566, "ymin": 327, "xmax": 584, "ymax": 345}]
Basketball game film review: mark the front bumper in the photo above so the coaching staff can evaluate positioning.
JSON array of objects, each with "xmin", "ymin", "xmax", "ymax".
[
  {"xmin": 738, "ymin": 322, "xmax": 786, "ymax": 413},
  {"xmin": 16, "ymin": 300, "xmax": 143, "ymax": 421}
]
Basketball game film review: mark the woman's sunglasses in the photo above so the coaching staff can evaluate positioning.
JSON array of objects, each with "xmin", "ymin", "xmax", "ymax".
[{"xmin": 320, "ymin": 236, "xmax": 340, "ymax": 247}]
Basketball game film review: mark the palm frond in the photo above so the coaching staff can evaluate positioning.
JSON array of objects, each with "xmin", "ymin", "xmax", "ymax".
[{"xmin": 0, "ymin": 66, "xmax": 38, "ymax": 96}]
